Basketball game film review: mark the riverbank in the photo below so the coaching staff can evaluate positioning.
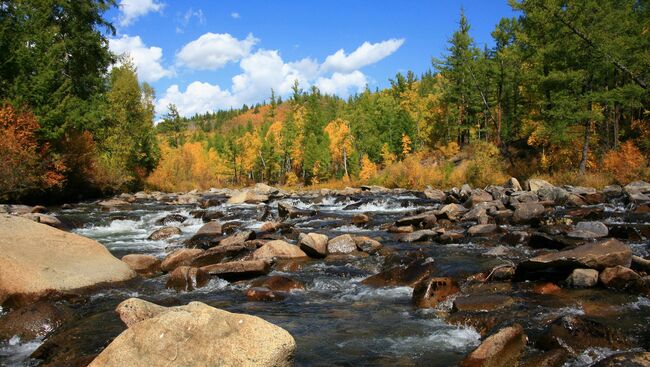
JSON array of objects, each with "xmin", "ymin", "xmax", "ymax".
[{"xmin": 1, "ymin": 178, "xmax": 650, "ymax": 366}]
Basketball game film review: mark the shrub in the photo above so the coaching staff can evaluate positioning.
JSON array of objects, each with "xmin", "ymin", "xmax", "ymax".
[
  {"xmin": 603, "ymin": 141, "xmax": 647, "ymax": 184},
  {"xmin": 464, "ymin": 141, "xmax": 507, "ymax": 188}
]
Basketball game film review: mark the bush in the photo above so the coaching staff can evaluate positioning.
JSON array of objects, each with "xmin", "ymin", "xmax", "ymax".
[
  {"xmin": 603, "ymin": 141, "xmax": 647, "ymax": 184},
  {"xmin": 464, "ymin": 141, "xmax": 508, "ymax": 188}
]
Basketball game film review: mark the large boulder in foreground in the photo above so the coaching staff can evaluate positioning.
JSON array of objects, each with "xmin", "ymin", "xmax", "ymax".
[
  {"xmin": 0, "ymin": 215, "xmax": 136, "ymax": 306},
  {"xmin": 90, "ymin": 298, "xmax": 295, "ymax": 367},
  {"xmin": 515, "ymin": 238, "xmax": 632, "ymax": 281}
]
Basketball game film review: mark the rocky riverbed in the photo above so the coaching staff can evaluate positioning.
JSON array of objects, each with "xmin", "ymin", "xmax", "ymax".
[{"xmin": 2, "ymin": 179, "xmax": 650, "ymax": 366}]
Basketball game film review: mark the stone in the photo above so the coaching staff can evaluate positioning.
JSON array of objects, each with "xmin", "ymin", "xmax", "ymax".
[
  {"xmin": 599, "ymin": 265, "xmax": 640, "ymax": 289},
  {"xmin": 245, "ymin": 287, "xmax": 286, "ymax": 302},
  {"xmin": 253, "ymin": 183, "xmax": 280, "ymax": 195},
  {"xmin": 98, "ymin": 198, "xmax": 129, "ymax": 210},
  {"xmin": 399, "ymin": 229, "xmax": 438, "ymax": 242},
  {"xmin": 121, "ymin": 254, "xmax": 162, "ymax": 277},
  {"xmin": 501, "ymin": 231, "xmax": 529, "ymax": 246},
  {"xmin": 512, "ymin": 202, "xmax": 546, "ymax": 224},
  {"xmin": 327, "ymin": 234, "xmax": 357, "ymax": 254},
  {"xmin": 515, "ymin": 239, "xmax": 632, "ymax": 281},
  {"xmin": 253, "ymin": 240, "xmax": 307, "ymax": 260},
  {"xmin": 452, "ymin": 295, "xmax": 515, "ymax": 313},
  {"xmin": 219, "ymin": 230, "xmax": 256, "ymax": 247},
  {"xmin": 506, "ymin": 177, "xmax": 523, "ymax": 191},
  {"xmin": 250, "ymin": 276, "xmax": 305, "ymax": 292},
  {"xmin": 459, "ymin": 324, "xmax": 526, "ymax": 367},
  {"xmin": 520, "ymin": 349, "xmax": 568, "ymax": 367},
  {"xmin": 0, "ymin": 301, "xmax": 73, "ymax": 340},
  {"xmin": 533, "ymin": 282, "xmax": 561, "ymax": 295},
  {"xmin": 624, "ymin": 180, "xmax": 650, "ymax": 194},
  {"xmin": 0, "ymin": 215, "xmax": 136, "ymax": 307},
  {"xmin": 631, "ymin": 255, "xmax": 650, "ymax": 274},
  {"xmin": 527, "ymin": 178, "xmax": 553, "ymax": 192},
  {"xmin": 353, "ymin": 236, "xmax": 383, "ymax": 254},
  {"xmin": 227, "ymin": 190, "xmax": 269, "ymax": 204},
  {"xmin": 362, "ymin": 257, "xmax": 436, "ymax": 288},
  {"xmin": 437, "ymin": 203, "xmax": 468, "ymax": 220},
  {"xmin": 536, "ymin": 315, "xmax": 629, "ymax": 353},
  {"xmin": 21, "ymin": 213, "xmax": 65, "ymax": 230},
  {"xmin": 165, "ymin": 266, "xmax": 209, "ymax": 292},
  {"xmin": 116, "ymin": 298, "xmax": 168, "ymax": 327},
  {"xmin": 184, "ymin": 233, "xmax": 221, "ymax": 250},
  {"xmin": 567, "ymin": 221, "xmax": 609, "ymax": 239},
  {"xmin": 147, "ymin": 226, "xmax": 181, "ymax": 240},
  {"xmin": 298, "ymin": 233, "xmax": 329, "ymax": 258},
  {"xmin": 468, "ymin": 224, "xmax": 498, "ymax": 236},
  {"xmin": 464, "ymin": 190, "xmax": 494, "ymax": 207},
  {"xmin": 154, "ymin": 214, "xmax": 187, "ymax": 225},
  {"xmin": 351, "ymin": 214, "xmax": 371, "ymax": 225},
  {"xmin": 566, "ymin": 268, "xmax": 599, "ymax": 287},
  {"xmin": 395, "ymin": 211, "xmax": 437, "ymax": 228},
  {"xmin": 89, "ymin": 299, "xmax": 296, "ymax": 367},
  {"xmin": 196, "ymin": 221, "xmax": 222, "ymax": 235},
  {"xmin": 200, "ymin": 260, "xmax": 271, "ymax": 281},
  {"xmin": 412, "ymin": 277, "xmax": 459, "ymax": 309},
  {"xmin": 161, "ymin": 249, "xmax": 204, "ymax": 272},
  {"xmin": 528, "ymin": 232, "xmax": 581, "ymax": 250},
  {"xmin": 592, "ymin": 352, "xmax": 650, "ymax": 367},
  {"xmin": 423, "ymin": 188, "xmax": 446, "ymax": 202},
  {"xmin": 277, "ymin": 202, "xmax": 314, "ymax": 219},
  {"xmin": 189, "ymin": 243, "xmax": 255, "ymax": 268}
]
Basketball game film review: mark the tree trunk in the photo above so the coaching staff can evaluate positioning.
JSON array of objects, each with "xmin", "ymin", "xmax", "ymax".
[
  {"xmin": 343, "ymin": 149, "xmax": 349, "ymax": 178},
  {"xmin": 579, "ymin": 120, "xmax": 590, "ymax": 174}
]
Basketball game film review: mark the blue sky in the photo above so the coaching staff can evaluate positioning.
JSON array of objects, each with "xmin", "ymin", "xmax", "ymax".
[{"xmin": 106, "ymin": 1, "xmax": 516, "ymax": 117}]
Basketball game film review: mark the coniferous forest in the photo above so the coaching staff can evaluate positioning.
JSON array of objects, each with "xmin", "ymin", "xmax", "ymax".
[{"xmin": 1, "ymin": 0, "xmax": 649, "ymax": 201}]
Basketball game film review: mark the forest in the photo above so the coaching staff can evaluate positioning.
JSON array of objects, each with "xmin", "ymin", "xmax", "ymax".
[{"xmin": 1, "ymin": 0, "xmax": 649, "ymax": 201}]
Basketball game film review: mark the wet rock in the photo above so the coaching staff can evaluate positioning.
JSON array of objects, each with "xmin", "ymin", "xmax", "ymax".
[
  {"xmin": 599, "ymin": 265, "xmax": 640, "ymax": 289},
  {"xmin": 251, "ymin": 275, "xmax": 305, "ymax": 292},
  {"xmin": 0, "ymin": 215, "xmax": 136, "ymax": 307},
  {"xmin": 631, "ymin": 255, "xmax": 650, "ymax": 274},
  {"xmin": 196, "ymin": 221, "xmax": 222, "ymax": 235},
  {"xmin": 438, "ymin": 229, "xmax": 465, "ymax": 243},
  {"xmin": 278, "ymin": 202, "xmax": 315, "ymax": 220},
  {"xmin": 353, "ymin": 236, "xmax": 383, "ymax": 254},
  {"xmin": 253, "ymin": 240, "xmax": 307, "ymax": 260},
  {"xmin": 468, "ymin": 224, "xmax": 498, "ymax": 236},
  {"xmin": 298, "ymin": 233, "xmax": 329, "ymax": 258},
  {"xmin": 399, "ymin": 229, "xmax": 438, "ymax": 242},
  {"xmin": 567, "ymin": 221, "xmax": 608, "ymax": 239},
  {"xmin": 533, "ymin": 282, "xmax": 561, "ymax": 295},
  {"xmin": 200, "ymin": 260, "xmax": 271, "ymax": 281},
  {"xmin": 423, "ymin": 188, "xmax": 446, "ymax": 202},
  {"xmin": 147, "ymin": 226, "xmax": 181, "ymax": 240},
  {"xmin": 154, "ymin": 213, "xmax": 186, "ymax": 225},
  {"xmin": 227, "ymin": 190, "xmax": 269, "ymax": 204},
  {"xmin": 351, "ymin": 213, "xmax": 371, "ymax": 225},
  {"xmin": 506, "ymin": 177, "xmax": 523, "ymax": 191},
  {"xmin": 190, "ymin": 243, "xmax": 256, "ymax": 267},
  {"xmin": 520, "ymin": 349, "xmax": 568, "ymax": 367},
  {"xmin": 411, "ymin": 277, "xmax": 459, "ymax": 308},
  {"xmin": 161, "ymin": 248, "xmax": 204, "ymax": 272},
  {"xmin": 459, "ymin": 324, "xmax": 526, "ymax": 367},
  {"xmin": 464, "ymin": 189, "xmax": 494, "ymax": 207},
  {"xmin": 535, "ymin": 315, "xmax": 629, "ymax": 353},
  {"xmin": 566, "ymin": 206, "xmax": 605, "ymax": 220},
  {"xmin": 608, "ymin": 224, "xmax": 645, "ymax": 241},
  {"xmin": 260, "ymin": 221, "xmax": 287, "ymax": 233},
  {"xmin": 362, "ymin": 257, "xmax": 435, "ymax": 288},
  {"xmin": 116, "ymin": 298, "xmax": 168, "ymax": 327},
  {"xmin": 603, "ymin": 185, "xmax": 624, "ymax": 198},
  {"xmin": 98, "ymin": 198, "xmax": 130, "ymax": 210},
  {"xmin": 395, "ymin": 211, "xmax": 437, "ymax": 228},
  {"xmin": 327, "ymin": 234, "xmax": 357, "ymax": 254},
  {"xmin": 88, "ymin": 299, "xmax": 296, "ymax": 367},
  {"xmin": 245, "ymin": 287, "xmax": 286, "ymax": 301},
  {"xmin": 387, "ymin": 225, "xmax": 415, "ymax": 233},
  {"xmin": 512, "ymin": 202, "xmax": 546, "ymax": 224},
  {"xmin": 489, "ymin": 266, "xmax": 515, "ymax": 281},
  {"xmin": 501, "ymin": 231, "xmax": 529, "ymax": 246},
  {"xmin": 515, "ymin": 239, "xmax": 632, "ymax": 281},
  {"xmin": 452, "ymin": 295, "xmax": 515, "ymax": 313},
  {"xmin": 121, "ymin": 254, "xmax": 162, "ymax": 277},
  {"xmin": 219, "ymin": 230, "xmax": 256, "ymax": 247},
  {"xmin": 436, "ymin": 203, "xmax": 468, "ymax": 220},
  {"xmin": 0, "ymin": 302, "xmax": 73, "ymax": 341},
  {"xmin": 165, "ymin": 266, "xmax": 209, "ymax": 292},
  {"xmin": 592, "ymin": 352, "xmax": 650, "ymax": 366},
  {"xmin": 528, "ymin": 232, "xmax": 581, "ymax": 250},
  {"xmin": 566, "ymin": 268, "xmax": 599, "ymax": 287}
]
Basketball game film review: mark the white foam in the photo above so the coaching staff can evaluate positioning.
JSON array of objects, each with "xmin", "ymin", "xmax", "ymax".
[
  {"xmin": 562, "ymin": 347, "xmax": 619, "ymax": 367},
  {"xmin": 380, "ymin": 325, "xmax": 481, "ymax": 354},
  {"xmin": 626, "ymin": 296, "xmax": 650, "ymax": 310},
  {"xmin": 0, "ymin": 336, "xmax": 43, "ymax": 366},
  {"xmin": 333, "ymin": 225, "xmax": 371, "ymax": 232}
]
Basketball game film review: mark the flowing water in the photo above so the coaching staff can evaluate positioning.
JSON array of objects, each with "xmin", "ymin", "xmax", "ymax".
[{"xmin": 1, "ymin": 191, "xmax": 650, "ymax": 366}]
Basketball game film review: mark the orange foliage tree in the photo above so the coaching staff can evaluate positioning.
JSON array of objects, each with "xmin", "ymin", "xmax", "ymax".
[{"xmin": 603, "ymin": 141, "xmax": 647, "ymax": 184}]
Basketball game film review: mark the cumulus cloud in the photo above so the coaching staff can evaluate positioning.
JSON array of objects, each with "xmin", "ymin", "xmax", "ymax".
[
  {"xmin": 176, "ymin": 33, "xmax": 258, "ymax": 70},
  {"xmin": 321, "ymin": 38, "xmax": 404, "ymax": 73},
  {"xmin": 118, "ymin": 0, "xmax": 164, "ymax": 27},
  {"xmin": 316, "ymin": 71, "xmax": 367, "ymax": 96},
  {"xmin": 109, "ymin": 35, "xmax": 172, "ymax": 83},
  {"xmin": 156, "ymin": 82, "xmax": 236, "ymax": 117}
]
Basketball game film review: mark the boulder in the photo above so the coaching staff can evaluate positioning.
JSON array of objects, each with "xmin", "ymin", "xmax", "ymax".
[
  {"xmin": 412, "ymin": 277, "xmax": 459, "ymax": 309},
  {"xmin": 21, "ymin": 213, "xmax": 65, "ymax": 230},
  {"xmin": 452, "ymin": 295, "xmax": 515, "ymax": 313},
  {"xmin": 624, "ymin": 180, "xmax": 650, "ymax": 195},
  {"xmin": 250, "ymin": 276, "xmax": 305, "ymax": 292},
  {"xmin": 227, "ymin": 190, "xmax": 269, "ymax": 204},
  {"xmin": 298, "ymin": 233, "xmax": 329, "ymax": 258},
  {"xmin": 566, "ymin": 268, "xmax": 599, "ymax": 287},
  {"xmin": 437, "ymin": 203, "xmax": 468, "ymax": 220},
  {"xmin": 165, "ymin": 266, "xmax": 209, "ymax": 292},
  {"xmin": 219, "ymin": 230, "xmax": 256, "ymax": 247},
  {"xmin": 599, "ymin": 265, "xmax": 640, "ymax": 289},
  {"xmin": 155, "ymin": 214, "xmax": 186, "ymax": 225},
  {"xmin": 277, "ymin": 202, "xmax": 314, "ymax": 219},
  {"xmin": 515, "ymin": 239, "xmax": 632, "ymax": 281},
  {"xmin": 116, "ymin": 298, "xmax": 168, "ymax": 327},
  {"xmin": 631, "ymin": 255, "xmax": 650, "ymax": 274},
  {"xmin": 459, "ymin": 324, "xmax": 526, "ymax": 367},
  {"xmin": 468, "ymin": 224, "xmax": 498, "ymax": 236},
  {"xmin": 189, "ymin": 243, "xmax": 256, "ymax": 268},
  {"xmin": 567, "ymin": 221, "xmax": 608, "ymax": 239},
  {"xmin": 506, "ymin": 177, "xmax": 523, "ymax": 191},
  {"xmin": 161, "ymin": 249, "xmax": 204, "ymax": 272},
  {"xmin": 327, "ymin": 234, "xmax": 357, "ymax": 254},
  {"xmin": 184, "ymin": 233, "xmax": 222, "ymax": 250},
  {"xmin": 423, "ymin": 188, "xmax": 446, "ymax": 202},
  {"xmin": 395, "ymin": 211, "xmax": 437, "ymax": 228},
  {"xmin": 253, "ymin": 240, "xmax": 307, "ymax": 260},
  {"xmin": 201, "ymin": 260, "xmax": 271, "ymax": 281},
  {"xmin": 362, "ymin": 257, "xmax": 436, "ymax": 288},
  {"xmin": 536, "ymin": 315, "xmax": 629, "ymax": 353},
  {"xmin": 89, "ymin": 299, "xmax": 296, "ymax": 367},
  {"xmin": 353, "ymin": 236, "xmax": 383, "ymax": 254},
  {"xmin": 121, "ymin": 254, "xmax": 161, "ymax": 277},
  {"xmin": 351, "ymin": 214, "xmax": 371, "ymax": 225},
  {"xmin": 0, "ymin": 301, "xmax": 73, "ymax": 340},
  {"xmin": 196, "ymin": 221, "xmax": 222, "ymax": 236},
  {"xmin": 399, "ymin": 229, "xmax": 438, "ymax": 243},
  {"xmin": 527, "ymin": 178, "xmax": 553, "ymax": 193},
  {"xmin": 512, "ymin": 202, "xmax": 546, "ymax": 224},
  {"xmin": 0, "ymin": 215, "xmax": 136, "ymax": 306},
  {"xmin": 147, "ymin": 226, "xmax": 181, "ymax": 240}
]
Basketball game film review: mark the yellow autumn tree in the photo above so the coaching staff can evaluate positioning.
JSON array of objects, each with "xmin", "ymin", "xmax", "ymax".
[
  {"xmin": 290, "ymin": 105, "xmax": 306, "ymax": 170},
  {"xmin": 324, "ymin": 118, "xmax": 354, "ymax": 177},
  {"xmin": 359, "ymin": 154, "xmax": 378, "ymax": 181},
  {"xmin": 380, "ymin": 143, "xmax": 396, "ymax": 167},
  {"xmin": 401, "ymin": 134, "xmax": 412, "ymax": 156},
  {"xmin": 238, "ymin": 130, "xmax": 262, "ymax": 180}
]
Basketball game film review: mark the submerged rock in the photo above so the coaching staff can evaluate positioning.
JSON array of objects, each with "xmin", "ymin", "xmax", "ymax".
[
  {"xmin": 200, "ymin": 260, "xmax": 271, "ymax": 281},
  {"xmin": 412, "ymin": 277, "xmax": 459, "ymax": 309},
  {"xmin": 89, "ymin": 299, "xmax": 296, "ymax": 367},
  {"xmin": 535, "ymin": 315, "xmax": 629, "ymax": 353},
  {"xmin": 362, "ymin": 257, "xmax": 436, "ymax": 288},
  {"xmin": 250, "ymin": 275, "xmax": 305, "ymax": 292},
  {"xmin": 452, "ymin": 295, "xmax": 515, "ymax": 313},
  {"xmin": 592, "ymin": 352, "xmax": 650, "ymax": 366},
  {"xmin": 0, "ymin": 301, "xmax": 73, "ymax": 341},
  {"xmin": 147, "ymin": 226, "xmax": 181, "ymax": 240}
]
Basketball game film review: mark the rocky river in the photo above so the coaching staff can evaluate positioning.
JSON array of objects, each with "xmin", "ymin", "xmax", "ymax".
[{"xmin": 2, "ymin": 179, "xmax": 650, "ymax": 366}]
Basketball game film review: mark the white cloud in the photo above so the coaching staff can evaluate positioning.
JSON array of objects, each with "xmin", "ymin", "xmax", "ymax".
[
  {"xmin": 156, "ymin": 82, "xmax": 235, "ymax": 117},
  {"xmin": 231, "ymin": 12, "xmax": 240, "ymax": 19},
  {"xmin": 321, "ymin": 38, "xmax": 405, "ymax": 73},
  {"xmin": 316, "ymin": 71, "xmax": 367, "ymax": 97},
  {"xmin": 109, "ymin": 35, "xmax": 172, "ymax": 83},
  {"xmin": 176, "ymin": 33, "xmax": 258, "ymax": 70},
  {"xmin": 118, "ymin": 0, "xmax": 164, "ymax": 27}
]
